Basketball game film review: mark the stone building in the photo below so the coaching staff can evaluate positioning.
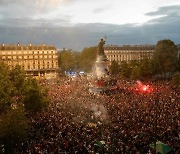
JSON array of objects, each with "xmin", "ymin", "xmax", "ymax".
[
  {"xmin": 0, "ymin": 43, "xmax": 58, "ymax": 79},
  {"xmin": 104, "ymin": 45, "xmax": 155, "ymax": 64}
]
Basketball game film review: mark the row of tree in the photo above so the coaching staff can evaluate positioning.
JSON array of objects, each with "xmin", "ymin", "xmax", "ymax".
[
  {"xmin": 58, "ymin": 47, "xmax": 97, "ymax": 74},
  {"xmin": 0, "ymin": 63, "xmax": 49, "ymax": 153},
  {"xmin": 58, "ymin": 40, "xmax": 180, "ymax": 82}
]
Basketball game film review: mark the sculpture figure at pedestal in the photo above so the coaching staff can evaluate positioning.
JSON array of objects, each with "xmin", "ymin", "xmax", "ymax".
[
  {"xmin": 97, "ymin": 38, "xmax": 106, "ymax": 56},
  {"xmin": 97, "ymin": 37, "xmax": 107, "ymax": 62}
]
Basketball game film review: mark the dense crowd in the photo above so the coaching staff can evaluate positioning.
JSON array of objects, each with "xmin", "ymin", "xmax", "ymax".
[{"xmin": 19, "ymin": 77, "xmax": 179, "ymax": 153}]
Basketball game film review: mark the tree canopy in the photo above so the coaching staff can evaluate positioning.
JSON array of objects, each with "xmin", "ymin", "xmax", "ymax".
[
  {"xmin": 79, "ymin": 47, "xmax": 97, "ymax": 72},
  {"xmin": 22, "ymin": 78, "xmax": 49, "ymax": 113},
  {"xmin": 0, "ymin": 62, "xmax": 50, "ymax": 153},
  {"xmin": 109, "ymin": 60, "xmax": 120, "ymax": 75},
  {"xmin": 0, "ymin": 106, "xmax": 29, "ymax": 153},
  {"xmin": 58, "ymin": 50, "xmax": 80, "ymax": 74},
  {"xmin": 153, "ymin": 39, "xmax": 178, "ymax": 75}
]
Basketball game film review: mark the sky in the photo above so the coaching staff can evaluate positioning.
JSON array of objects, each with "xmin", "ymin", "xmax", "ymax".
[{"xmin": 0, "ymin": 0, "xmax": 180, "ymax": 51}]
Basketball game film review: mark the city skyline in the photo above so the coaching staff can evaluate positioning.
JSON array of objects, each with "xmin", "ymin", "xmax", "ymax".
[{"xmin": 0, "ymin": 0, "xmax": 180, "ymax": 51}]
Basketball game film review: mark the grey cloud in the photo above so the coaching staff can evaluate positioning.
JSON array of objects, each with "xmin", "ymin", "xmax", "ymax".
[
  {"xmin": 0, "ymin": 16, "xmax": 71, "ymax": 27},
  {"xmin": 0, "ymin": 0, "xmax": 75, "ymax": 18},
  {"xmin": 0, "ymin": 0, "xmax": 73, "ymax": 27},
  {"xmin": 0, "ymin": 5, "xmax": 180, "ymax": 51},
  {"xmin": 145, "ymin": 5, "xmax": 180, "ymax": 25},
  {"xmin": 93, "ymin": 4, "xmax": 113, "ymax": 14},
  {"xmin": 93, "ymin": 7, "xmax": 107, "ymax": 13},
  {"xmin": 0, "ymin": 0, "xmax": 75, "ymax": 7},
  {"xmin": 146, "ymin": 5, "xmax": 180, "ymax": 16}
]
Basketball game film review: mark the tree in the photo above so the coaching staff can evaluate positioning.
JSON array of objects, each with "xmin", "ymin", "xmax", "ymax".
[
  {"xmin": 9, "ymin": 65, "xmax": 26, "ymax": 96},
  {"xmin": 131, "ymin": 66, "xmax": 141, "ymax": 80},
  {"xmin": 58, "ymin": 50, "xmax": 79, "ymax": 74},
  {"xmin": 176, "ymin": 52, "xmax": 180, "ymax": 72},
  {"xmin": 153, "ymin": 40, "xmax": 178, "ymax": 76},
  {"xmin": 119, "ymin": 61, "xmax": 131, "ymax": 78},
  {"xmin": 171, "ymin": 72, "xmax": 180, "ymax": 87},
  {"xmin": 0, "ymin": 62, "xmax": 12, "ymax": 112},
  {"xmin": 140, "ymin": 58, "xmax": 153, "ymax": 79},
  {"xmin": 22, "ymin": 78, "xmax": 49, "ymax": 113},
  {"xmin": 109, "ymin": 60, "xmax": 120, "ymax": 75},
  {"xmin": 0, "ymin": 106, "xmax": 29, "ymax": 153},
  {"xmin": 79, "ymin": 47, "xmax": 97, "ymax": 72}
]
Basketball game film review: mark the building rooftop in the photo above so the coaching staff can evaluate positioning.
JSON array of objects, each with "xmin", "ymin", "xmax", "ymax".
[
  {"xmin": 0, "ymin": 43, "xmax": 56, "ymax": 50},
  {"xmin": 104, "ymin": 45, "xmax": 155, "ymax": 50}
]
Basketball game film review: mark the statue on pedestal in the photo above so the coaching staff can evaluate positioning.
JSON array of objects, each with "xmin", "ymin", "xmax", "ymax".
[{"xmin": 97, "ymin": 38, "xmax": 106, "ymax": 56}]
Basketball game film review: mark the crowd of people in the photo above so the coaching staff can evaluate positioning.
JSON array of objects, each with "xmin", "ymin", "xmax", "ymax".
[{"xmin": 18, "ymin": 77, "xmax": 179, "ymax": 153}]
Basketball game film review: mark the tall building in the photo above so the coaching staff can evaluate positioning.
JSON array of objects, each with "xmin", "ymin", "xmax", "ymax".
[
  {"xmin": 104, "ymin": 45, "xmax": 155, "ymax": 64},
  {"xmin": 0, "ymin": 43, "xmax": 58, "ymax": 79}
]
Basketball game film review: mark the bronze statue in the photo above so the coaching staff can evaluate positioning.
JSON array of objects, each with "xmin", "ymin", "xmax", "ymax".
[{"xmin": 97, "ymin": 38, "xmax": 106, "ymax": 56}]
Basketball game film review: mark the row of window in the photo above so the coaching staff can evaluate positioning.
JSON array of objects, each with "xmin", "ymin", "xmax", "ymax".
[
  {"xmin": 8, "ymin": 63, "xmax": 58, "ymax": 70},
  {"xmin": 0, "ymin": 50, "xmax": 57, "ymax": 55},
  {"xmin": 0, "ymin": 55, "xmax": 57, "ymax": 60},
  {"xmin": 107, "ymin": 54, "xmax": 152, "ymax": 60},
  {"xmin": 6, "ymin": 61, "xmax": 58, "ymax": 65},
  {"xmin": 107, "ymin": 55, "xmax": 151, "ymax": 62},
  {"xmin": 105, "ymin": 50, "xmax": 154, "ymax": 54}
]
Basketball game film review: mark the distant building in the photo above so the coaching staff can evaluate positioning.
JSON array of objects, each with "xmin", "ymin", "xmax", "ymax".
[
  {"xmin": 104, "ymin": 45, "xmax": 155, "ymax": 64},
  {"xmin": 0, "ymin": 43, "xmax": 58, "ymax": 79}
]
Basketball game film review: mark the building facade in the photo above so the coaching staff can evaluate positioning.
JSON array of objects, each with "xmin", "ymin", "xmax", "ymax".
[
  {"xmin": 0, "ymin": 43, "xmax": 58, "ymax": 79},
  {"xmin": 104, "ymin": 45, "xmax": 155, "ymax": 64}
]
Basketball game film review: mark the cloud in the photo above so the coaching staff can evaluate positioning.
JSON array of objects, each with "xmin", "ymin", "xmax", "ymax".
[
  {"xmin": 0, "ymin": 0, "xmax": 73, "ymax": 7},
  {"xmin": 93, "ymin": 4, "xmax": 113, "ymax": 14},
  {"xmin": 146, "ymin": 5, "xmax": 180, "ymax": 16},
  {"xmin": 0, "ymin": 5, "xmax": 179, "ymax": 51},
  {"xmin": 0, "ymin": 16, "xmax": 72, "ymax": 27},
  {"xmin": 0, "ymin": 0, "xmax": 75, "ymax": 18},
  {"xmin": 93, "ymin": 7, "xmax": 107, "ymax": 13},
  {"xmin": 145, "ymin": 5, "xmax": 180, "ymax": 24}
]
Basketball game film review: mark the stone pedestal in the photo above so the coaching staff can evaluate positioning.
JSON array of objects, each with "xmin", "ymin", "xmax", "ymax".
[{"xmin": 93, "ymin": 55, "xmax": 108, "ymax": 79}]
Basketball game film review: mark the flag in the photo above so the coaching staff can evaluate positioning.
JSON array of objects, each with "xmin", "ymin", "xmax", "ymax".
[
  {"xmin": 95, "ymin": 141, "xmax": 105, "ymax": 147},
  {"xmin": 87, "ymin": 123, "xmax": 97, "ymax": 128},
  {"xmin": 149, "ymin": 141, "xmax": 173, "ymax": 154}
]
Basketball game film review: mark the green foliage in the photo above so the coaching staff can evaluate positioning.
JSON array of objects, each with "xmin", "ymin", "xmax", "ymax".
[
  {"xmin": 9, "ymin": 65, "xmax": 26, "ymax": 96},
  {"xmin": 171, "ymin": 72, "xmax": 180, "ymax": 86},
  {"xmin": 0, "ymin": 62, "xmax": 50, "ymax": 114},
  {"xmin": 58, "ymin": 50, "xmax": 80, "ymax": 74},
  {"xmin": 153, "ymin": 39, "xmax": 178, "ymax": 75},
  {"xmin": 0, "ymin": 106, "xmax": 29, "ymax": 153},
  {"xmin": 140, "ymin": 58, "xmax": 153, "ymax": 79},
  {"xmin": 131, "ymin": 66, "xmax": 141, "ymax": 80},
  {"xmin": 109, "ymin": 60, "xmax": 120, "ymax": 75},
  {"xmin": 79, "ymin": 47, "xmax": 97, "ymax": 72},
  {"xmin": 176, "ymin": 55, "xmax": 180, "ymax": 72},
  {"xmin": 0, "ymin": 62, "xmax": 12, "ymax": 112},
  {"xmin": 119, "ymin": 61, "xmax": 131, "ymax": 78},
  {"xmin": 129, "ymin": 60, "xmax": 139, "ymax": 67},
  {"xmin": 23, "ymin": 78, "xmax": 49, "ymax": 113}
]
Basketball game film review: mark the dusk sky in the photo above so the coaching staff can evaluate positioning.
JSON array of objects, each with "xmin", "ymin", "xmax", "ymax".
[{"xmin": 0, "ymin": 0, "xmax": 180, "ymax": 51}]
